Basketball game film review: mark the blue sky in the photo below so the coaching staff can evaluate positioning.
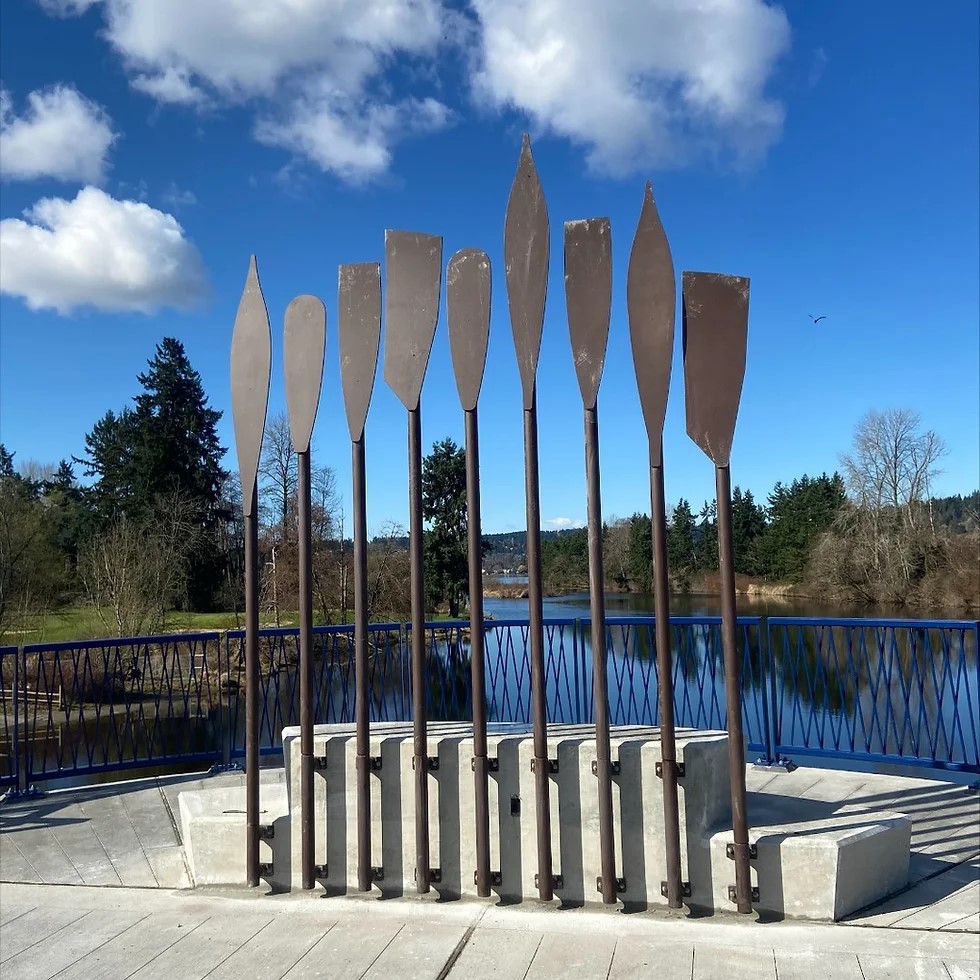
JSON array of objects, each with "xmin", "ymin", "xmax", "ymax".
[{"xmin": 1, "ymin": 0, "xmax": 978, "ymax": 536}]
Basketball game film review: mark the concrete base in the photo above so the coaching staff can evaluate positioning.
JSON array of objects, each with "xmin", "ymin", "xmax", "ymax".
[
  {"xmin": 178, "ymin": 782, "xmax": 290, "ymax": 890},
  {"xmin": 176, "ymin": 723, "xmax": 913, "ymax": 922},
  {"xmin": 704, "ymin": 795, "xmax": 912, "ymax": 921},
  {"xmin": 280, "ymin": 722, "xmax": 731, "ymax": 908}
]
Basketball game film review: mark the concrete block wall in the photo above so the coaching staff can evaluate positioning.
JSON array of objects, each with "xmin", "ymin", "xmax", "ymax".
[{"xmin": 281, "ymin": 722, "xmax": 732, "ymax": 909}]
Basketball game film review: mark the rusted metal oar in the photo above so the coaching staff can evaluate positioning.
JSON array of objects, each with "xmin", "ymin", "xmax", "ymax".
[
  {"xmin": 447, "ymin": 247, "xmax": 492, "ymax": 896},
  {"xmin": 564, "ymin": 217, "xmax": 618, "ymax": 904},
  {"xmin": 682, "ymin": 270, "xmax": 753, "ymax": 914},
  {"xmin": 230, "ymin": 256, "xmax": 272, "ymax": 888},
  {"xmin": 384, "ymin": 230, "xmax": 443, "ymax": 894},
  {"xmin": 627, "ymin": 183, "xmax": 685, "ymax": 908},
  {"xmin": 338, "ymin": 262, "xmax": 382, "ymax": 892},
  {"xmin": 504, "ymin": 134, "xmax": 556, "ymax": 902},
  {"xmin": 284, "ymin": 293, "xmax": 326, "ymax": 891}
]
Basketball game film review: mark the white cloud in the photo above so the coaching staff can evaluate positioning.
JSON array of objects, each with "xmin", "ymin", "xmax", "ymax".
[
  {"xmin": 162, "ymin": 183, "xmax": 197, "ymax": 208},
  {"xmin": 544, "ymin": 517, "xmax": 584, "ymax": 530},
  {"xmin": 0, "ymin": 187, "xmax": 208, "ymax": 315},
  {"xmin": 37, "ymin": 0, "xmax": 101, "ymax": 15},
  {"xmin": 256, "ymin": 94, "xmax": 450, "ymax": 185},
  {"xmin": 0, "ymin": 85, "xmax": 116, "ymax": 183},
  {"xmin": 470, "ymin": 0, "xmax": 791, "ymax": 174},
  {"xmin": 42, "ymin": 0, "xmax": 451, "ymax": 183}
]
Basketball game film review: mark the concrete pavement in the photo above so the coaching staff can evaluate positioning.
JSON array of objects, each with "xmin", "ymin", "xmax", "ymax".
[{"xmin": 1, "ymin": 880, "xmax": 977, "ymax": 980}]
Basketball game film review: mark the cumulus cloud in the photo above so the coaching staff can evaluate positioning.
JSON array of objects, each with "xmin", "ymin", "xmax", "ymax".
[
  {"xmin": 0, "ymin": 187, "xmax": 208, "ymax": 314},
  {"xmin": 0, "ymin": 85, "xmax": 116, "ymax": 183},
  {"xmin": 470, "ymin": 0, "xmax": 791, "ymax": 173},
  {"xmin": 544, "ymin": 517, "xmax": 584, "ymax": 530},
  {"xmin": 41, "ymin": 0, "xmax": 451, "ymax": 182}
]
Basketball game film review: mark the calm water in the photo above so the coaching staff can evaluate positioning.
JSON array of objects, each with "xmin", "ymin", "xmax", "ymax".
[{"xmin": 7, "ymin": 591, "xmax": 976, "ymax": 788}]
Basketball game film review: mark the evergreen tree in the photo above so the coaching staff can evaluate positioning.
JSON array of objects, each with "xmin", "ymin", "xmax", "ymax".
[
  {"xmin": 667, "ymin": 498, "xmax": 697, "ymax": 576},
  {"xmin": 80, "ymin": 338, "xmax": 228, "ymax": 609},
  {"xmin": 421, "ymin": 438, "xmax": 469, "ymax": 617},
  {"xmin": 627, "ymin": 512, "xmax": 653, "ymax": 592},
  {"xmin": 695, "ymin": 499, "xmax": 718, "ymax": 570},
  {"xmin": 731, "ymin": 486, "xmax": 767, "ymax": 574}
]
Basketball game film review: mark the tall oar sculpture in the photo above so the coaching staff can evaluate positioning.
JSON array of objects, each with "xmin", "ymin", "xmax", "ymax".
[
  {"xmin": 626, "ymin": 184, "xmax": 685, "ymax": 908},
  {"xmin": 384, "ymin": 230, "xmax": 443, "ymax": 893},
  {"xmin": 563, "ymin": 217, "xmax": 618, "ymax": 904},
  {"xmin": 446, "ymin": 248, "xmax": 493, "ymax": 897},
  {"xmin": 682, "ymin": 270, "xmax": 753, "ymax": 914},
  {"xmin": 283, "ymin": 294, "xmax": 327, "ymax": 891},
  {"xmin": 338, "ymin": 263, "xmax": 382, "ymax": 892},
  {"xmin": 504, "ymin": 135, "xmax": 556, "ymax": 902},
  {"xmin": 230, "ymin": 257, "xmax": 272, "ymax": 888}
]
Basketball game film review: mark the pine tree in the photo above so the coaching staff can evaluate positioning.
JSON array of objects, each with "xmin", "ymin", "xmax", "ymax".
[
  {"xmin": 80, "ymin": 338, "xmax": 228, "ymax": 610},
  {"xmin": 421, "ymin": 438, "xmax": 469, "ymax": 617}
]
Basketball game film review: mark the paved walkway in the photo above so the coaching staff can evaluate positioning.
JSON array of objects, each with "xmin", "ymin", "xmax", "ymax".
[
  {"xmin": 1, "ymin": 880, "xmax": 978, "ymax": 980},
  {"xmin": 2, "ymin": 765, "xmax": 976, "ymax": 933}
]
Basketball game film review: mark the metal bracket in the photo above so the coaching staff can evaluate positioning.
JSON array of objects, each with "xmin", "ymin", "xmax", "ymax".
[
  {"xmin": 412, "ymin": 756, "xmax": 440, "ymax": 772},
  {"xmin": 726, "ymin": 842, "xmax": 758, "ymax": 860},
  {"xmin": 259, "ymin": 862, "xmax": 274, "ymax": 877},
  {"xmin": 471, "ymin": 756, "xmax": 500, "ymax": 772},
  {"xmin": 313, "ymin": 864, "xmax": 328, "ymax": 878},
  {"xmin": 591, "ymin": 760, "xmax": 621, "ymax": 776},
  {"xmin": 369, "ymin": 756, "xmax": 383, "ymax": 772},
  {"xmin": 655, "ymin": 761, "xmax": 685, "ymax": 779},
  {"xmin": 531, "ymin": 758, "xmax": 559, "ymax": 774},
  {"xmin": 534, "ymin": 873, "xmax": 563, "ymax": 890},
  {"xmin": 728, "ymin": 885, "xmax": 760, "ymax": 903},
  {"xmin": 206, "ymin": 762, "xmax": 243, "ymax": 776},
  {"xmin": 371, "ymin": 867, "xmax": 385, "ymax": 882},
  {"xmin": 313, "ymin": 756, "xmax": 328, "ymax": 771},
  {"xmin": 0, "ymin": 784, "xmax": 43, "ymax": 805},
  {"xmin": 474, "ymin": 870, "xmax": 503, "ymax": 887},
  {"xmin": 661, "ymin": 881, "xmax": 692, "ymax": 898},
  {"xmin": 258, "ymin": 824, "xmax": 275, "ymax": 841},
  {"xmin": 596, "ymin": 876, "xmax": 627, "ymax": 894}
]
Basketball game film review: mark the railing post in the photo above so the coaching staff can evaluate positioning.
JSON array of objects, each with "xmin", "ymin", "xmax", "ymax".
[
  {"xmin": 221, "ymin": 633, "xmax": 231, "ymax": 769},
  {"xmin": 755, "ymin": 617, "xmax": 775, "ymax": 766}
]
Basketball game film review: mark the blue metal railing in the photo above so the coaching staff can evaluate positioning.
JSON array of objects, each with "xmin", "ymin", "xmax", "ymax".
[{"xmin": 0, "ymin": 616, "xmax": 976, "ymax": 789}]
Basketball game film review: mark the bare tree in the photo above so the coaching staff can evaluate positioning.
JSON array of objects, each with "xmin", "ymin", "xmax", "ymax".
[
  {"xmin": 813, "ymin": 409, "xmax": 949, "ymax": 605},
  {"xmin": 258, "ymin": 412, "xmax": 297, "ymax": 536},
  {"xmin": 79, "ymin": 490, "xmax": 199, "ymax": 637},
  {"xmin": 367, "ymin": 521, "xmax": 411, "ymax": 622}
]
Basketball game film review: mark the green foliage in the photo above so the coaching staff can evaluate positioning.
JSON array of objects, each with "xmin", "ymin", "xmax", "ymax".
[
  {"xmin": 627, "ymin": 513, "xmax": 652, "ymax": 592},
  {"xmin": 541, "ymin": 526, "xmax": 589, "ymax": 590},
  {"xmin": 731, "ymin": 486, "xmax": 767, "ymax": 574},
  {"xmin": 667, "ymin": 498, "xmax": 697, "ymax": 579},
  {"xmin": 421, "ymin": 438, "xmax": 469, "ymax": 617},
  {"xmin": 752, "ymin": 473, "xmax": 846, "ymax": 581},
  {"xmin": 79, "ymin": 338, "xmax": 228, "ymax": 610}
]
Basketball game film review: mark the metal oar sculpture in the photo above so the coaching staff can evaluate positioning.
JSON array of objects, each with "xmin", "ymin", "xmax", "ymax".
[
  {"xmin": 627, "ymin": 184, "xmax": 685, "ymax": 908},
  {"xmin": 384, "ymin": 230, "xmax": 443, "ymax": 893},
  {"xmin": 563, "ymin": 217, "xmax": 619, "ymax": 904},
  {"xmin": 283, "ymin": 293, "xmax": 327, "ymax": 891},
  {"xmin": 338, "ymin": 262, "xmax": 382, "ymax": 892},
  {"xmin": 504, "ymin": 134, "xmax": 557, "ymax": 902},
  {"xmin": 682, "ymin": 270, "xmax": 753, "ymax": 914},
  {"xmin": 446, "ymin": 247, "xmax": 493, "ymax": 897},
  {"xmin": 229, "ymin": 256, "xmax": 272, "ymax": 888}
]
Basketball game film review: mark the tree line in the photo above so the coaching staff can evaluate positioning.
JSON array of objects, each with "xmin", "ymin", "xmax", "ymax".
[
  {"xmin": 1, "ymin": 335, "xmax": 976, "ymax": 639},
  {"xmin": 538, "ymin": 410, "xmax": 978, "ymax": 611}
]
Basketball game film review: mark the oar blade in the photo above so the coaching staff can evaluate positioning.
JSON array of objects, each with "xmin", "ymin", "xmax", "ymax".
[
  {"xmin": 682, "ymin": 271, "xmax": 750, "ymax": 468},
  {"xmin": 339, "ymin": 263, "xmax": 381, "ymax": 443},
  {"xmin": 564, "ymin": 217, "xmax": 611, "ymax": 409},
  {"xmin": 383, "ymin": 230, "xmax": 443, "ymax": 411},
  {"xmin": 627, "ymin": 183, "xmax": 675, "ymax": 464},
  {"xmin": 284, "ymin": 294, "xmax": 326, "ymax": 454},
  {"xmin": 230, "ymin": 255, "xmax": 272, "ymax": 517},
  {"xmin": 504, "ymin": 134, "xmax": 550, "ymax": 409},
  {"xmin": 447, "ymin": 248, "xmax": 491, "ymax": 412}
]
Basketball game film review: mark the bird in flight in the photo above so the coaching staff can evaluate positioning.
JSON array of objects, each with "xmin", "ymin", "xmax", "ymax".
[{"xmin": 809, "ymin": 314, "xmax": 827, "ymax": 324}]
